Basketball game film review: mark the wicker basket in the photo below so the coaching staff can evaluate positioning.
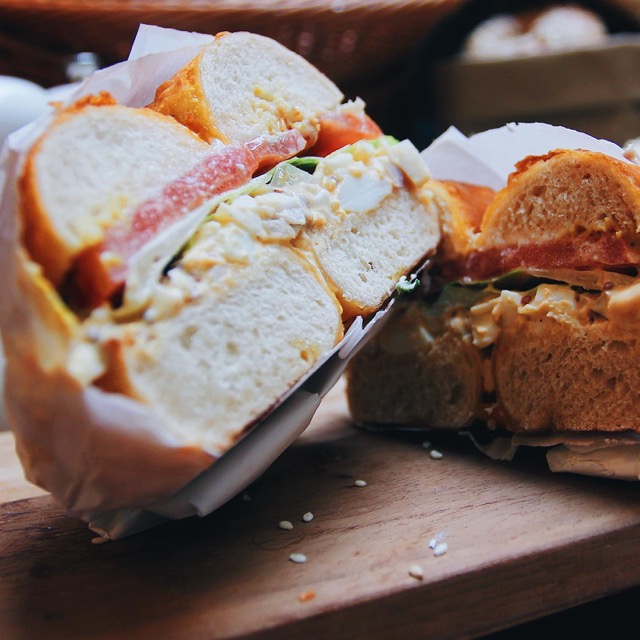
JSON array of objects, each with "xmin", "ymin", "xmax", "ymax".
[{"xmin": 0, "ymin": 0, "xmax": 462, "ymax": 87}]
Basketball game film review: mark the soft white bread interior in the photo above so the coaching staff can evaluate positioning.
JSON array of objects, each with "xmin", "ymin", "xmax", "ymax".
[
  {"xmin": 95, "ymin": 238, "xmax": 343, "ymax": 457},
  {"xmin": 20, "ymin": 94, "xmax": 210, "ymax": 285},
  {"xmin": 347, "ymin": 148, "xmax": 640, "ymax": 438},
  {"xmin": 149, "ymin": 31, "xmax": 343, "ymax": 145},
  {"xmin": 299, "ymin": 139, "xmax": 441, "ymax": 319},
  {"xmin": 89, "ymin": 137, "xmax": 439, "ymax": 453}
]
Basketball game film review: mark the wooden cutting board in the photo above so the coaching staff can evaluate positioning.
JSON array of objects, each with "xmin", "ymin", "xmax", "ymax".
[{"xmin": 2, "ymin": 378, "xmax": 640, "ymax": 640}]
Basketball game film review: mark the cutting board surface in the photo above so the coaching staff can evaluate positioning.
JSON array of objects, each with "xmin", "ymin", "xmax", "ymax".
[{"xmin": 2, "ymin": 379, "xmax": 640, "ymax": 640}]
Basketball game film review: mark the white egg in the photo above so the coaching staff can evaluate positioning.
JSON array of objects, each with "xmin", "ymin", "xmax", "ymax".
[{"xmin": 0, "ymin": 75, "xmax": 50, "ymax": 145}]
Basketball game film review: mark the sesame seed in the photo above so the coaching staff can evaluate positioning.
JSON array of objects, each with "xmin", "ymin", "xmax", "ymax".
[
  {"xmin": 408, "ymin": 564, "xmax": 424, "ymax": 580},
  {"xmin": 354, "ymin": 479, "xmax": 367, "ymax": 487},
  {"xmin": 429, "ymin": 449, "xmax": 444, "ymax": 460},
  {"xmin": 433, "ymin": 542, "xmax": 448, "ymax": 557},
  {"xmin": 242, "ymin": 493, "xmax": 252, "ymax": 501},
  {"xmin": 421, "ymin": 441, "xmax": 432, "ymax": 449},
  {"xmin": 278, "ymin": 520, "xmax": 293, "ymax": 530},
  {"xmin": 289, "ymin": 553, "xmax": 307, "ymax": 564},
  {"xmin": 302, "ymin": 512, "xmax": 314, "ymax": 523},
  {"xmin": 429, "ymin": 532, "xmax": 447, "ymax": 549}
]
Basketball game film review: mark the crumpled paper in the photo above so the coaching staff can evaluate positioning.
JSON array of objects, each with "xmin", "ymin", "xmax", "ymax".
[
  {"xmin": 421, "ymin": 122, "xmax": 640, "ymax": 481},
  {"xmin": 0, "ymin": 24, "xmax": 398, "ymax": 539}
]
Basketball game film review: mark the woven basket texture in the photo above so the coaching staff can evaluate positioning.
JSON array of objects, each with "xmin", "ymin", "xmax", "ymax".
[{"xmin": 0, "ymin": 0, "xmax": 463, "ymax": 88}]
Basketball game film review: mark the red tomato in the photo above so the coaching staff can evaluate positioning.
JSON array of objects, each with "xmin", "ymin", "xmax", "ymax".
[
  {"xmin": 308, "ymin": 110, "xmax": 383, "ymax": 157},
  {"xmin": 74, "ymin": 130, "xmax": 306, "ymax": 308}
]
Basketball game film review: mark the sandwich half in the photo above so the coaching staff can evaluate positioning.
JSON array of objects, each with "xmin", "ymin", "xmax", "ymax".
[
  {"xmin": 348, "ymin": 148, "xmax": 640, "ymax": 449},
  {"xmin": 0, "ymin": 31, "xmax": 440, "ymax": 517}
]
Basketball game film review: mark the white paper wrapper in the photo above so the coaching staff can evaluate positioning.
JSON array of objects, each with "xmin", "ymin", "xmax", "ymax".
[
  {"xmin": 0, "ymin": 25, "xmax": 400, "ymax": 539},
  {"xmin": 422, "ymin": 122, "xmax": 640, "ymax": 482}
]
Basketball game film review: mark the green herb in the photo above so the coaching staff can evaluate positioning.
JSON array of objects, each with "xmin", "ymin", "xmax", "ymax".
[{"xmin": 396, "ymin": 274, "xmax": 420, "ymax": 294}]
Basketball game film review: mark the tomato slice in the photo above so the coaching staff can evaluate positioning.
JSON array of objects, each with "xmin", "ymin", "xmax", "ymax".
[
  {"xmin": 307, "ymin": 109, "xmax": 383, "ymax": 157},
  {"xmin": 443, "ymin": 234, "xmax": 640, "ymax": 282},
  {"xmin": 74, "ymin": 130, "xmax": 306, "ymax": 307}
]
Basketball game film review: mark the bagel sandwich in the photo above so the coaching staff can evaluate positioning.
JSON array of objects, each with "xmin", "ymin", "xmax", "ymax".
[
  {"xmin": 347, "ymin": 146, "xmax": 640, "ymax": 478},
  {"xmin": 0, "ymin": 30, "xmax": 440, "ymax": 526}
]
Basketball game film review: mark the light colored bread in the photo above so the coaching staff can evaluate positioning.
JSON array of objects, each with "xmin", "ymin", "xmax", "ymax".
[
  {"xmin": 88, "ymin": 138, "xmax": 441, "ymax": 451},
  {"xmin": 298, "ymin": 138, "xmax": 440, "ymax": 319},
  {"xmin": 149, "ymin": 31, "xmax": 343, "ymax": 146},
  {"xmin": 20, "ymin": 94, "xmax": 210, "ymax": 285},
  {"xmin": 1, "ymin": 28, "xmax": 444, "ymax": 521},
  {"xmin": 95, "ymin": 239, "xmax": 343, "ymax": 457}
]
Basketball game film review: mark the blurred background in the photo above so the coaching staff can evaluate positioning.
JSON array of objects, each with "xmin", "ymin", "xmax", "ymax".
[{"xmin": 1, "ymin": 0, "xmax": 640, "ymax": 147}]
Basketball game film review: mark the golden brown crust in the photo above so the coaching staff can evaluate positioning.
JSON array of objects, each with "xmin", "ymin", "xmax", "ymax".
[
  {"xmin": 19, "ymin": 137, "xmax": 70, "ymax": 286},
  {"xmin": 481, "ymin": 149, "xmax": 640, "ymax": 247},
  {"xmin": 148, "ymin": 51, "xmax": 221, "ymax": 144}
]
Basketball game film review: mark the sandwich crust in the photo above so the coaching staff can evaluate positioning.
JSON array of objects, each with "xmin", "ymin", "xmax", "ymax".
[
  {"xmin": 482, "ymin": 149, "xmax": 640, "ymax": 251},
  {"xmin": 494, "ymin": 305, "xmax": 640, "ymax": 433}
]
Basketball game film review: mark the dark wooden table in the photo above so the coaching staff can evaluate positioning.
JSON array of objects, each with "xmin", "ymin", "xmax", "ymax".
[{"xmin": 2, "ymin": 378, "xmax": 640, "ymax": 639}]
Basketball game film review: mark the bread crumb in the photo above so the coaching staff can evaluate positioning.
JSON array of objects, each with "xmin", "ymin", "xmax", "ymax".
[
  {"xmin": 408, "ymin": 564, "xmax": 424, "ymax": 580},
  {"xmin": 289, "ymin": 553, "xmax": 307, "ymax": 564},
  {"xmin": 278, "ymin": 520, "xmax": 293, "ymax": 530},
  {"xmin": 429, "ymin": 531, "xmax": 447, "ymax": 549},
  {"xmin": 298, "ymin": 590, "xmax": 316, "ymax": 602}
]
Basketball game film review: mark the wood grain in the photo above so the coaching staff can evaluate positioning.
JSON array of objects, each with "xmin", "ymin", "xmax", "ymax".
[{"xmin": 2, "ymin": 380, "xmax": 640, "ymax": 639}]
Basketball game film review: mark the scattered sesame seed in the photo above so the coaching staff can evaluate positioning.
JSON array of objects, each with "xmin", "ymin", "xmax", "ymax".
[
  {"xmin": 429, "ymin": 449, "xmax": 444, "ymax": 460},
  {"xmin": 289, "ymin": 553, "xmax": 307, "ymax": 564},
  {"xmin": 433, "ymin": 542, "xmax": 448, "ymax": 557},
  {"xmin": 421, "ymin": 441, "xmax": 432, "ymax": 449},
  {"xmin": 302, "ymin": 512, "xmax": 314, "ymax": 523},
  {"xmin": 278, "ymin": 520, "xmax": 293, "ymax": 530},
  {"xmin": 429, "ymin": 531, "xmax": 447, "ymax": 549},
  {"xmin": 408, "ymin": 564, "xmax": 424, "ymax": 580},
  {"xmin": 298, "ymin": 590, "xmax": 316, "ymax": 603},
  {"xmin": 354, "ymin": 479, "xmax": 367, "ymax": 487}
]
